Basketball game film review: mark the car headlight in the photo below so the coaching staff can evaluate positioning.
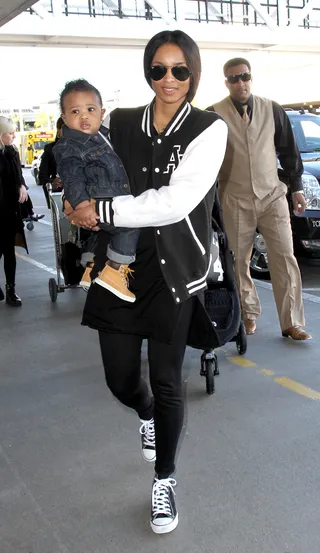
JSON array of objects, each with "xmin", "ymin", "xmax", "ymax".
[{"xmin": 302, "ymin": 174, "xmax": 320, "ymax": 210}]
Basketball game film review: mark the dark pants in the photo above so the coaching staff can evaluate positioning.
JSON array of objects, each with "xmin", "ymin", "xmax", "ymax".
[
  {"xmin": 98, "ymin": 297, "xmax": 195, "ymax": 478},
  {"xmin": 0, "ymin": 225, "xmax": 16, "ymax": 284}
]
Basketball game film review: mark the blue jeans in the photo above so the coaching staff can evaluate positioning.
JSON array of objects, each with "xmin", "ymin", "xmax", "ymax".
[
  {"xmin": 99, "ymin": 222, "xmax": 139, "ymax": 265},
  {"xmin": 81, "ymin": 224, "xmax": 139, "ymax": 266}
]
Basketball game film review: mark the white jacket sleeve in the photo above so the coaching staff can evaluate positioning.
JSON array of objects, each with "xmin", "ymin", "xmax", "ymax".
[{"xmin": 99, "ymin": 118, "xmax": 227, "ymax": 228}]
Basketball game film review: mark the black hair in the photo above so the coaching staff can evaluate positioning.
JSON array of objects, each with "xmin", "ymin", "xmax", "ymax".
[
  {"xmin": 59, "ymin": 79, "xmax": 103, "ymax": 112},
  {"xmin": 143, "ymin": 30, "xmax": 201, "ymax": 103},
  {"xmin": 223, "ymin": 58, "xmax": 251, "ymax": 77},
  {"xmin": 56, "ymin": 116, "xmax": 64, "ymax": 130}
]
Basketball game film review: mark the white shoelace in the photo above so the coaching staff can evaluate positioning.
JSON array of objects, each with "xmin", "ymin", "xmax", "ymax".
[
  {"xmin": 152, "ymin": 478, "xmax": 177, "ymax": 517},
  {"xmin": 139, "ymin": 419, "xmax": 155, "ymax": 448}
]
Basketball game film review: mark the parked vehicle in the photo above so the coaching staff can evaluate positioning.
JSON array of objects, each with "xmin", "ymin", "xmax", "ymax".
[{"xmin": 250, "ymin": 110, "xmax": 320, "ymax": 277}]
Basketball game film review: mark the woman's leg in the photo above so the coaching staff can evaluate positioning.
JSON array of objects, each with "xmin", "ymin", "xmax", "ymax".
[
  {"xmin": 1, "ymin": 229, "xmax": 21, "ymax": 306},
  {"xmin": 3, "ymin": 239, "xmax": 16, "ymax": 285},
  {"xmin": 147, "ymin": 297, "xmax": 195, "ymax": 534},
  {"xmin": 98, "ymin": 331, "xmax": 153, "ymax": 419},
  {"xmin": 148, "ymin": 297, "xmax": 195, "ymax": 478}
]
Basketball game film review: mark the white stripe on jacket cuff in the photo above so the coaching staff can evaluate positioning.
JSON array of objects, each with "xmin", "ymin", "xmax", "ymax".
[{"xmin": 96, "ymin": 199, "xmax": 113, "ymax": 224}]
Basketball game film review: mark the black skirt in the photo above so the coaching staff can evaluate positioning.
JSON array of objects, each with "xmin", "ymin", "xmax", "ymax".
[{"xmin": 82, "ymin": 228, "xmax": 185, "ymax": 343}]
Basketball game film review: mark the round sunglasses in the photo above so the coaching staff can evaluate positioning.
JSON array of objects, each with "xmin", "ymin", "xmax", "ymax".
[{"xmin": 150, "ymin": 65, "xmax": 191, "ymax": 82}]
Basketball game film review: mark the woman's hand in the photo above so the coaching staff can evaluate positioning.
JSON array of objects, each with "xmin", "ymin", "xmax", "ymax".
[{"xmin": 18, "ymin": 186, "xmax": 28, "ymax": 203}]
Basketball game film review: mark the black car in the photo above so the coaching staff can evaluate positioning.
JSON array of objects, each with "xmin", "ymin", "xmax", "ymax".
[{"xmin": 250, "ymin": 110, "xmax": 320, "ymax": 277}]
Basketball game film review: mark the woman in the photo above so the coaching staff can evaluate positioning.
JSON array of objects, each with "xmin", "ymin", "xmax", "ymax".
[
  {"xmin": 0, "ymin": 116, "xmax": 28, "ymax": 307},
  {"xmin": 67, "ymin": 30, "xmax": 227, "ymax": 534}
]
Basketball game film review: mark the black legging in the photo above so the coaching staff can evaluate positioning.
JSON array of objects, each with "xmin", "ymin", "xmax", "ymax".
[
  {"xmin": 98, "ymin": 297, "xmax": 195, "ymax": 478},
  {"xmin": 0, "ymin": 226, "xmax": 16, "ymax": 285}
]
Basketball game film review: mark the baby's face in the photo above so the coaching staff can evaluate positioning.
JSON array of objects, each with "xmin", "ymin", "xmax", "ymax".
[{"xmin": 61, "ymin": 90, "xmax": 105, "ymax": 134}]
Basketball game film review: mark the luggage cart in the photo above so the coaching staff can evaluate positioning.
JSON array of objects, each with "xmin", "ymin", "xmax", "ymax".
[{"xmin": 47, "ymin": 183, "xmax": 84, "ymax": 302}]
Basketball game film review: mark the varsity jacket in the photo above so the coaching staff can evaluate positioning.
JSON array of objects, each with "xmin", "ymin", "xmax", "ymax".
[{"xmin": 95, "ymin": 100, "xmax": 228, "ymax": 304}]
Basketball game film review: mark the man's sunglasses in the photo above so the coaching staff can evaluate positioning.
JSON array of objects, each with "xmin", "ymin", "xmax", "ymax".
[
  {"xmin": 226, "ymin": 72, "xmax": 251, "ymax": 84},
  {"xmin": 150, "ymin": 65, "xmax": 191, "ymax": 82}
]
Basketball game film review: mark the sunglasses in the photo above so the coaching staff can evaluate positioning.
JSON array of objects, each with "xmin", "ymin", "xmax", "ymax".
[
  {"xmin": 150, "ymin": 65, "xmax": 191, "ymax": 82},
  {"xmin": 226, "ymin": 72, "xmax": 251, "ymax": 84}
]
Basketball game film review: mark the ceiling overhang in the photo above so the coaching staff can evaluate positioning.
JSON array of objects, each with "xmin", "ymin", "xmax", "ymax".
[{"xmin": 0, "ymin": 0, "xmax": 35, "ymax": 27}]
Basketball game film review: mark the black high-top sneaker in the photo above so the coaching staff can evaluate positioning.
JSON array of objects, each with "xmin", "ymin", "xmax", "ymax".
[
  {"xmin": 139, "ymin": 418, "xmax": 156, "ymax": 462},
  {"xmin": 0, "ymin": 286, "xmax": 4, "ymax": 301},
  {"xmin": 150, "ymin": 476, "xmax": 178, "ymax": 534},
  {"xmin": 5, "ymin": 284, "xmax": 22, "ymax": 307}
]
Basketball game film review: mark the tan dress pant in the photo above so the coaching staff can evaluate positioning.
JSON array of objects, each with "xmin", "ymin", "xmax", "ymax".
[{"xmin": 221, "ymin": 186, "xmax": 305, "ymax": 331}]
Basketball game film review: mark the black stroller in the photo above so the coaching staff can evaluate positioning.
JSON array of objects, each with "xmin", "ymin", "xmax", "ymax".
[{"xmin": 200, "ymin": 190, "xmax": 247, "ymax": 395}]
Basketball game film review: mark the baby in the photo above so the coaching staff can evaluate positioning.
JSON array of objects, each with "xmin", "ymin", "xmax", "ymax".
[{"xmin": 53, "ymin": 79, "xmax": 139, "ymax": 302}]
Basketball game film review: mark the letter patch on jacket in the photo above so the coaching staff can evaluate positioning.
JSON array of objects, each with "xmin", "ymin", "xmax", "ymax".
[{"xmin": 163, "ymin": 145, "xmax": 183, "ymax": 175}]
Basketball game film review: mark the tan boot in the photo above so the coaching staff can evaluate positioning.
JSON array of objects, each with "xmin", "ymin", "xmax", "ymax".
[
  {"xmin": 80, "ymin": 262, "xmax": 94, "ymax": 291},
  {"xmin": 95, "ymin": 264, "xmax": 136, "ymax": 302}
]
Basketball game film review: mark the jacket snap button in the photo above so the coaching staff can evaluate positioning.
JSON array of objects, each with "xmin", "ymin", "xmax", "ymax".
[
  {"xmin": 142, "ymin": 167, "xmax": 147, "ymax": 172},
  {"xmin": 176, "ymin": 297, "xmax": 180, "ymax": 303},
  {"xmin": 172, "ymin": 287, "xmax": 175, "ymax": 292},
  {"xmin": 157, "ymin": 138, "xmax": 162, "ymax": 144},
  {"xmin": 161, "ymin": 259, "xmax": 165, "ymax": 264},
  {"xmin": 155, "ymin": 167, "xmax": 160, "ymax": 173},
  {"xmin": 123, "ymin": 184, "xmax": 128, "ymax": 188},
  {"xmin": 157, "ymin": 229, "xmax": 160, "ymax": 235}
]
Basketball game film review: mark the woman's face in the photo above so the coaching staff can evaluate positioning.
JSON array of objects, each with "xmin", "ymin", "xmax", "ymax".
[
  {"xmin": 151, "ymin": 43, "xmax": 190, "ymax": 107},
  {"xmin": 1, "ymin": 132, "xmax": 16, "ymax": 146}
]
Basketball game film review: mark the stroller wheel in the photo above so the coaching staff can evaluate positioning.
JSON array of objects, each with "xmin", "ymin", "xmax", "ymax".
[
  {"xmin": 236, "ymin": 322, "xmax": 247, "ymax": 355},
  {"xmin": 205, "ymin": 358, "xmax": 216, "ymax": 395},
  {"xmin": 48, "ymin": 278, "xmax": 58, "ymax": 302},
  {"xmin": 26, "ymin": 222, "xmax": 34, "ymax": 231}
]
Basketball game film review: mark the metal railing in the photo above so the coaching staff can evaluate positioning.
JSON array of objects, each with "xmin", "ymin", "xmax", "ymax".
[{"xmin": 28, "ymin": 1, "xmax": 320, "ymax": 29}]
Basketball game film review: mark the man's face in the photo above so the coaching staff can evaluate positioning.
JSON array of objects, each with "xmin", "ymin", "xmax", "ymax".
[{"xmin": 225, "ymin": 64, "xmax": 252, "ymax": 103}]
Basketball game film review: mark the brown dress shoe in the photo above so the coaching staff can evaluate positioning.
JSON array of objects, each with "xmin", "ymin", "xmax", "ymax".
[
  {"xmin": 282, "ymin": 326, "xmax": 312, "ymax": 340},
  {"xmin": 244, "ymin": 319, "xmax": 256, "ymax": 335}
]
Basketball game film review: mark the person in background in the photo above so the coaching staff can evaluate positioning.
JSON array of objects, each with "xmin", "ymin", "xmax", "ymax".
[
  {"xmin": 206, "ymin": 57, "xmax": 311, "ymax": 341},
  {"xmin": 39, "ymin": 117, "xmax": 64, "ymax": 207},
  {"xmin": 64, "ymin": 30, "xmax": 227, "ymax": 534},
  {"xmin": 0, "ymin": 116, "xmax": 29, "ymax": 306}
]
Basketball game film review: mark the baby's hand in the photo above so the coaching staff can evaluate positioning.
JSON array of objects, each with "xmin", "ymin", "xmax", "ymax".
[{"xmin": 71, "ymin": 205, "xmax": 100, "ymax": 229}]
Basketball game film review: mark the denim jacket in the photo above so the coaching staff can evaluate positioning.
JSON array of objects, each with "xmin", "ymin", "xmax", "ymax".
[{"xmin": 53, "ymin": 124, "xmax": 130, "ymax": 209}]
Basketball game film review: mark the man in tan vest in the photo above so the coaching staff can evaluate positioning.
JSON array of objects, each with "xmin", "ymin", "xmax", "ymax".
[{"xmin": 207, "ymin": 57, "xmax": 311, "ymax": 340}]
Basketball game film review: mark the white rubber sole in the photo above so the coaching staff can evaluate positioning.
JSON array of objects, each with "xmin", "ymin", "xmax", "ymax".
[
  {"xmin": 150, "ymin": 514, "xmax": 179, "ymax": 534},
  {"xmin": 142, "ymin": 450, "xmax": 156, "ymax": 463},
  {"xmin": 94, "ymin": 277, "xmax": 136, "ymax": 302}
]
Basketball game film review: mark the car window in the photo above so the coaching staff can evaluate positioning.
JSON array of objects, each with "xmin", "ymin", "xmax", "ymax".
[
  {"xmin": 300, "ymin": 120, "xmax": 320, "ymax": 150},
  {"xmin": 290, "ymin": 116, "xmax": 320, "ymax": 152}
]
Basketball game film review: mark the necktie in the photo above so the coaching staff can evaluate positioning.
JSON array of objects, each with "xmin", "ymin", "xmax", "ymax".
[{"xmin": 242, "ymin": 104, "xmax": 248, "ymax": 121}]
